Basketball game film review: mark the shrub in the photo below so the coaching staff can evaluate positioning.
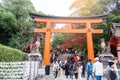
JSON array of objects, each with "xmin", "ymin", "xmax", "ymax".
[{"xmin": 0, "ymin": 44, "xmax": 27, "ymax": 62}]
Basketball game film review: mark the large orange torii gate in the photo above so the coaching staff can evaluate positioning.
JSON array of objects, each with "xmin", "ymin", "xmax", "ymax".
[{"xmin": 29, "ymin": 13, "xmax": 107, "ymax": 65}]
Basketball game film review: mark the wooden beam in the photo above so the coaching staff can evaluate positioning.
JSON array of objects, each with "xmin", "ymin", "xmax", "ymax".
[
  {"xmin": 91, "ymin": 29, "xmax": 103, "ymax": 34},
  {"xmin": 34, "ymin": 28, "xmax": 87, "ymax": 33},
  {"xmin": 43, "ymin": 21, "xmax": 51, "ymax": 65},
  {"xmin": 35, "ymin": 18, "xmax": 102, "ymax": 24},
  {"xmin": 86, "ymin": 22, "xmax": 95, "ymax": 62},
  {"xmin": 51, "ymin": 28, "xmax": 87, "ymax": 33},
  {"xmin": 34, "ymin": 28, "xmax": 103, "ymax": 34}
]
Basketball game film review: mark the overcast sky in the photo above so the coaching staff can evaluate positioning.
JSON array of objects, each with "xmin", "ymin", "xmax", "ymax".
[{"xmin": 30, "ymin": 0, "xmax": 75, "ymax": 16}]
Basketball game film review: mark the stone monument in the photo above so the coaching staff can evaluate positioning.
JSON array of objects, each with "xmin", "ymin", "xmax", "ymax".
[
  {"xmin": 99, "ymin": 39, "xmax": 114, "ymax": 67},
  {"xmin": 28, "ymin": 34, "xmax": 43, "ymax": 67}
]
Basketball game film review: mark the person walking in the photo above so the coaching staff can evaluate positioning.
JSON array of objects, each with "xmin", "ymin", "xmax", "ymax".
[
  {"xmin": 73, "ymin": 54, "xmax": 79, "ymax": 62},
  {"xmin": 86, "ymin": 59, "xmax": 94, "ymax": 80},
  {"xmin": 52, "ymin": 61, "xmax": 60, "ymax": 80},
  {"xmin": 69, "ymin": 62, "xmax": 74, "ymax": 79},
  {"xmin": 78, "ymin": 61, "xmax": 82, "ymax": 80},
  {"xmin": 93, "ymin": 57, "xmax": 103, "ymax": 80},
  {"xmin": 113, "ymin": 57, "xmax": 120, "ymax": 80},
  {"xmin": 105, "ymin": 58, "xmax": 120, "ymax": 80},
  {"xmin": 64, "ymin": 61, "xmax": 69, "ymax": 78},
  {"xmin": 60, "ymin": 48, "xmax": 64, "ymax": 55},
  {"xmin": 73, "ymin": 62, "xmax": 79, "ymax": 80},
  {"xmin": 107, "ymin": 61, "xmax": 117, "ymax": 80},
  {"xmin": 81, "ymin": 61, "xmax": 85, "ymax": 78},
  {"xmin": 104, "ymin": 60, "xmax": 113, "ymax": 80}
]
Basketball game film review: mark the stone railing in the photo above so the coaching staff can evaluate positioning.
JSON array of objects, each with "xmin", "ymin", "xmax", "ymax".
[{"xmin": 0, "ymin": 61, "xmax": 39, "ymax": 80}]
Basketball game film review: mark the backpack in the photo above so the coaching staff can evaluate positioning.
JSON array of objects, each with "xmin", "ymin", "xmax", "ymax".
[
  {"xmin": 104, "ymin": 70, "xmax": 110, "ymax": 80},
  {"xmin": 87, "ymin": 62, "xmax": 93, "ymax": 74},
  {"xmin": 109, "ymin": 70, "xmax": 117, "ymax": 80}
]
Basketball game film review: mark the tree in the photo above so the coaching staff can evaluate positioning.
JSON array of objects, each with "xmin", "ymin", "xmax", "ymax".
[
  {"xmin": 106, "ymin": 9, "xmax": 120, "ymax": 23},
  {"xmin": 0, "ymin": 7, "xmax": 17, "ymax": 45},
  {"xmin": 0, "ymin": 0, "xmax": 43, "ymax": 50},
  {"xmin": 51, "ymin": 33, "xmax": 70, "ymax": 50},
  {"xmin": 58, "ymin": 34, "xmax": 86, "ymax": 50},
  {"xmin": 92, "ymin": 21, "xmax": 109, "ymax": 54},
  {"xmin": 70, "ymin": 0, "xmax": 114, "ymax": 16},
  {"xmin": 69, "ymin": 0, "xmax": 117, "ymax": 54}
]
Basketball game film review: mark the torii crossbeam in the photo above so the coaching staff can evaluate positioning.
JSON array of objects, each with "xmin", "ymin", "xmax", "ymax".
[{"xmin": 30, "ymin": 13, "xmax": 107, "ymax": 65}]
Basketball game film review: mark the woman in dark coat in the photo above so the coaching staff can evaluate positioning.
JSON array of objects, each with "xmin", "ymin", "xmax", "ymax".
[
  {"xmin": 64, "ymin": 61, "xmax": 69, "ymax": 78},
  {"xmin": 81, "ymin": 61, "xmax": 85, "ymax": 77}
]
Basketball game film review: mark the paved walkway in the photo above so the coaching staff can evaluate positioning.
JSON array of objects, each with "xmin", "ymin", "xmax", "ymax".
[
  {"xmin": 39, "ymin": 72, "xmax": 107, "ymax": 80},
  {"xmin": 44, "ymin": 75, "xmax": 86, "ymax": 80},
  {"xmin": 38, "ymin": 66, "xmax": 107, "ymax": 80}
]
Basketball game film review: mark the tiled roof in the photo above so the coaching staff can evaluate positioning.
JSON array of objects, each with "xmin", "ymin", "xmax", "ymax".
[
  {"xmin": 29, "ymin": 12, "xmax": 108, "ymax": 20},
  {"xmin": 110, "ymin": 23, "xmax": 120, "ymax": 38}
]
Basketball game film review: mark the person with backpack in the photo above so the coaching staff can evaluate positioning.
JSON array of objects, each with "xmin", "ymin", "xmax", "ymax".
[
  {"xmin": 105, "ymin": 60, "xmax": 118, "ymax": 80},
  {"xmin": 113, "ymin": 57, "xmax": 120, "ymax": 80},
  {"xmin": 108, "ymin": 61, "xmax": 117, "ymax": 80},
  {"xmin": 86, "ymin": 59, "xmax": 94, "ymax": 80}
]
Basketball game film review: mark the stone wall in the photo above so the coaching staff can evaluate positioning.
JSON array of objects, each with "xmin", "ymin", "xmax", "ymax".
[{"xmin": 0, "ymin": 61, "xmax": 39, "ymax": 80}]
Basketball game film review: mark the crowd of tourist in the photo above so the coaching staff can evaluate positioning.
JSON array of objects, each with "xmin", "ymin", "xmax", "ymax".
[{"xmin": 50, "ymin": 48, "xmax": 120, "ymax": 80}]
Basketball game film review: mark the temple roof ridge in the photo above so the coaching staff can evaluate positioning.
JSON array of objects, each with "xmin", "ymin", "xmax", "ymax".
[{"xmin": 29, "ymin": 12, "xmax": 108, "ymax": 20}]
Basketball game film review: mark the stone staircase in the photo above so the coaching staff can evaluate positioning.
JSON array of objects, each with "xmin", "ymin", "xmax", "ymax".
[{"xmin": 58, "ymin": 54, "xmax": 72, "ymax": 61}]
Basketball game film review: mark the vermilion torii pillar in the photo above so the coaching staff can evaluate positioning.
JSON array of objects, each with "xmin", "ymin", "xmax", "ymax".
[{"xmin": 30, "ymin": 13, "xmax": 106, "ymax": 65}]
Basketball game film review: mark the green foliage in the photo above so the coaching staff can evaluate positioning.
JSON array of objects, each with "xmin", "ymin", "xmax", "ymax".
[
  {"xmin": 93, "ymin": 8, "xmax": 120, "ymax": 53},
  {"xmin": 0, "ymin": 0, "xmax": 41, "ymax": 50},
  {"xmin": 107, "ymin": 9, "xmax": 120, "ymax": 23},
  {"xmin": 39, "ymin": 39, "xmax": 45, "ymax": 57},
  {"xmin": 0, "ymin": 44, "xmax": 27, "ymax": 62},
  {"xmin": 70, "ymin": 0, "xmax": 119, "ymax": 54},
  {"xmin": 51, "ymin": 33, "xmax": 72, "ymax": 50},
  {"xmin": 70, "ymin": 0, "xmax": 114, "ymax": 16},
  {"xmin": 92, "ymin": 20, "xmax": 109, "ymax": 54},
  {"xmin": 0, "ymin": 8, "xmax": 17, "ymax": 31},
  {"xmin": 0, "ymin": 7, "xmax": 17, "ymax": 45},
  {"xmin": 8, "ymin": 30, "xmax": 33, "ymax": 49}
]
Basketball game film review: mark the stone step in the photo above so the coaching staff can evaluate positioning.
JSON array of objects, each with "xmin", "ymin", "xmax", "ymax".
[{"xmin": 58, "ymin": 54, "xmax": 72, "ymax": 61}]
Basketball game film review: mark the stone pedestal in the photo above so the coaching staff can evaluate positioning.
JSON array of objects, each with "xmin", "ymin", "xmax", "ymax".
[
  {"xmin": 28, "ymin": 52, "xmax": 42, "ymax": 67},
  {"xmin": 99, "ymin": 53, "xmax": 114, "ymax": 68}
]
